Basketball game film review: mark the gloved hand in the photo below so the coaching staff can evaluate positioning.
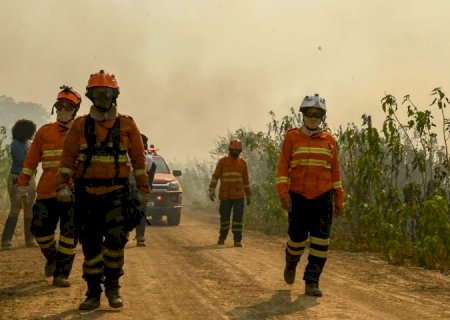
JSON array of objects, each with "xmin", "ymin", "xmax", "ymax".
[
  {"xmin": 208, "ymin": 189, "xmax": 215, "ymax": 202},
  {"xmin": 136, "ymin": 191, "xmax": 149, "ymax": 206},
  {"xmin": 56, "ymin": 186, "xmax": 74, "ymax": 202},
  {"xmin": 280, "ymin": 196, "xmax": 292, "ymax": 212},
  {"xmin": 16, "ymin": 186, "xmax": 30, "ymax": 198},
  {"xmin": 246, "ymin": 196, "xmax": 251, "ymax": 206}
]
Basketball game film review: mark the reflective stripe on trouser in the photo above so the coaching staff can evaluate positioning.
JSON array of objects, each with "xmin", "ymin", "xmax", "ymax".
[
  {"xmin": 1, "ymin": 174, "xmax": 36, "ymax": 245},
  {"xmin": 287, "ymin": 190, "xmax": 333, "ymax": 283},
  {"xmin": 219, "ymin": 198, "xmax": 244, "ymax": 242},
  {"xmin": 31, "ymin": 199, "xmax": 76, "ymax": 277},
  {"xmin": 76, "ymin": 188, "xmax": 128, "ymax": 286}
]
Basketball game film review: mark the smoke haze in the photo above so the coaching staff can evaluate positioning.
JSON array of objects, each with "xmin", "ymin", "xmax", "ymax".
[{"xmin": 1, "ymin": 0, "xmax": 450, "ymax": 161}]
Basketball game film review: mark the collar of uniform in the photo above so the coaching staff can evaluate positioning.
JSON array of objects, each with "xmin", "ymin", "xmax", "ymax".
[
  {"xmin": 56, "ymin": 120, "xmax": 72, "ymax": 129},
  {"xmin": 89, "ymin": 105, "xmax": 118, "ymax": 121},
  {"xmin": 300, "ymin": 124, "xmax": 323, "ymax": 137}
]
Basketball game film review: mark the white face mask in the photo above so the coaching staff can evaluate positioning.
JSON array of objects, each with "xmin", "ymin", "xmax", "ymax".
[
  {"xmin": 56, "ymin": 109, "xmax": 75, "ymax": 123},
  {"xmin": 303, "ymin": 116, "xmax": 322, "ymax": 130}
]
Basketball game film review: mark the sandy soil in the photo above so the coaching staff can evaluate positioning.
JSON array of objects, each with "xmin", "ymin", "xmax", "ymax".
[{"xmin": 0, "ymin": 207, "xmax": 449, "ymax": 320}]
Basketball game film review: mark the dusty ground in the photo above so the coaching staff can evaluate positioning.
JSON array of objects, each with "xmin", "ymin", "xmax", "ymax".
[{"xmin": 0, "ymin": 207, "xmax": 449, "ymax": 320}]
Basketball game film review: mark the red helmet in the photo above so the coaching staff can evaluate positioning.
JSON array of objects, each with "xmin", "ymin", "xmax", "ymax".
[
  {"xmin": 57, "ymin": 85, "xmax": 82, "ymax": 106},
  {"xmin": 86, "ymin": 70, "xmax": 119, "ymax": 89},
  {"xmin": 229, "ymin": 139, "xmax": 243, "ymax": 150}
]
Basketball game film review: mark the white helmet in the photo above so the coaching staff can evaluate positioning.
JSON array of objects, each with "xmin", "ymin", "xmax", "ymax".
[{"xmin": 299, "ymin": 94, "xmax": 326, "ymax": 112}]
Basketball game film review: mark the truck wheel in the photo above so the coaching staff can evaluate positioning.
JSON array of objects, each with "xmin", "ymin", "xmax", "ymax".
[{"xmin": 167, "ymin": 210, "xmax": 181, "ymax": 226}]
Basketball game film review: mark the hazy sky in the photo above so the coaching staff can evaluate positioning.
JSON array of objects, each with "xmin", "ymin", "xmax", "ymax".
[{"xmin": 1, "ymin": 0, "xmax": 450, "ymax": 161}]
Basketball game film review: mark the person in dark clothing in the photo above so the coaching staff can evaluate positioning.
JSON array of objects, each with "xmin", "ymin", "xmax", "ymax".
[
  {"xmin": 1, "ymin": 119, "xmax": 37, "ymax": 249},
  {"xmin": 134, "ymin": 133, "xmax": 156, "ymax": 246}
]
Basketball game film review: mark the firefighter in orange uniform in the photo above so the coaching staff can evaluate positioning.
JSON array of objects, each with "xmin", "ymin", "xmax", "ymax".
[
  {"xmin": 208, "ymin": 139, "xmax": 251, "ymax": 247},
  {"xmin": 56, "ymin": 70, "xmax": 150, "ymax": 310},
  {"xmin": 17, "ymin": 86, "xmax": 82, "ymax": 287},
  {"xmin": 276, "ymin": 94, "xmax": 344, "ymax": 297}
]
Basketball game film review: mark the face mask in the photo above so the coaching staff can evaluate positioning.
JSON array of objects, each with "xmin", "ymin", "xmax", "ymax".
[
  {"xmin": 303, "ymin": 116, "xmax": 322, "ymax": 130},
  {"xmin": 56, "ymin": 109, "xmax": 75, "ymax": 123},
  {"xmin": 229, "ymin": 150, "xmax": 241, "ymax": 158},
  {"xmin": 92, "ymin": 97, "xmax": 114, "ymax": 112}
]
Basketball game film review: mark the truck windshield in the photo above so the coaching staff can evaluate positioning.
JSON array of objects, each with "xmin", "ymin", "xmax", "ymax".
[{"xmin": 153, "ymin": 156, "xmax": 170, "ymax": 174}]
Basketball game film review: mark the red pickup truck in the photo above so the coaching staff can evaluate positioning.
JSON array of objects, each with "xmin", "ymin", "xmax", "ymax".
[{"xmin": 145, "ymin": 155, "xmax": 183, "ymax": 225}]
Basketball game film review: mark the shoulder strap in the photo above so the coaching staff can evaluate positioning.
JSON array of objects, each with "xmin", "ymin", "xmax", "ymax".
[
  {"xmin": 81, "ymin": 115, "xmax": 96, "ymax": 177},
  {"xmin": 111, "ymin": 117, "xmax": 121, "ymax": 178}
]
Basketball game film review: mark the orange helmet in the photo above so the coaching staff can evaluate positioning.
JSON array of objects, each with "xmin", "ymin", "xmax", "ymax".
[
  {"xmin": 86, "ymin": 69, "xmax": 119, "ymax": 89},
  {"xmin": 229, "ymin": 139, "xmax": 243, "ymax": 150},
  {"xmin": 57, "ymin": 85, "xmax": 82, "ymax": 106}
]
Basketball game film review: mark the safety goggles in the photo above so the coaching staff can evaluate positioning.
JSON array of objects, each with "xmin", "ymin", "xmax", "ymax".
[
  {"xmin": 88, "ymin": 87, "xmax": 116, "ymax": 99},
  {"xmin": 302, "ymin": 108, "xmax": 325, "ymax": 119},
  {"xmin": 54, "ymin": 100, "xmax": 77, "ymax": 111}
]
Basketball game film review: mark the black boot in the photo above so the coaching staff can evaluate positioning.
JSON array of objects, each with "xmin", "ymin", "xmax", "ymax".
[
  {"xmin": 105, "ymin": 287, "xmax": 123, "ymax": 308},
  {"xmin": 44, "ymin": 258, "xmax": 56, "ymax": 278},
  {"xmin": 284, "ymin": 250, "xmax": 300, "ymax": 285},
  {"xmin": 52, "ymin": 275, "xmax": 71, "ymax": 287},
  {"xmin": 79, "ymin": 280, "xmax": 102, "ymax": 310},
  {"xmin": 104, "ymin": 278, "xmax": 123, "ymax": 308},
  {"xmin": 305, "ymin": 281, "xmax": 322, "ymax": 297},
  {"xmin": 284, "ymin": 263, "xmax": 297, "ymax": 285},
  {"xmin": 79, "ymin": 296, "xmax": 101, "ymax": 310}
]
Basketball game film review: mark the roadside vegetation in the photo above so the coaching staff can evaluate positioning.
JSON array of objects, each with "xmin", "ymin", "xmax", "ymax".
[{"xmin": 178, "ymin": 88, "xmax": 450, "ymax": 271}]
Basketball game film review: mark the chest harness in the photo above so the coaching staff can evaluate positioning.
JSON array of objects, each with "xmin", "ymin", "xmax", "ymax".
[{"xmin": 78, "ymin": 115, "xmax": 128, "ymax": 187}]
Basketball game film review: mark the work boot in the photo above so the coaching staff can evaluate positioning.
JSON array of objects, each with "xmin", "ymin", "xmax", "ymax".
[
  {"xmin": 52, "ymin": 276, "xmax": 71, "ymax": 287},
  {"xmin": 79, "ymin": 281, "xmax": 102, "ymax": 310},
  {"xmin": 234, "ymin": 241, "xmax": 243, "ymax": 247},
  {"xmin": 284, "ymin": 264, "xmax": 297, "ymax": 285},
  {"xmin": 79, "ymin": 296, "xmax": 101, "ymax": 310},
  {"xmin": 106, "ymin": 288, "xmax": 123, "ymax": 308},
  {"xmin": 217, "ymin": 238, "xmax": 225, "ymax": 245},
  {"xmin": 305, "ymin": 281, "xmax": 322, "ymax": 297},
  {"xmin": 44, "ymin": 259, "xmax": 56, "ymax": 277}
]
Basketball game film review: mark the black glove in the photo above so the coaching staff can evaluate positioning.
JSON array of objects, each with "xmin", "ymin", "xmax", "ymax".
[{"xmin": 208, "ymin": 189, "xmax": 215, "ymax": 202}]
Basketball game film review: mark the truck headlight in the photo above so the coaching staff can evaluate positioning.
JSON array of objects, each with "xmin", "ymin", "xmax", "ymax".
[{"xmin": 167, "ymin": 181, "xmax": 180, "ymax": 191}]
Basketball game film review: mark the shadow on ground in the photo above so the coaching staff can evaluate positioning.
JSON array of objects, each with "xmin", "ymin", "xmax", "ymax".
[{"xmin": 227, "ymin": 289, "xmax": 319, "ymax": 320}]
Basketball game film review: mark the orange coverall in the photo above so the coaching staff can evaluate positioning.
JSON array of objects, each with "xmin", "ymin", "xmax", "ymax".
[
  {"xmin": 209, "ymin": 155, "xmax": 251, "ymax": 243},
  {"xmin": 57, "ymin": 114, "xmax": 149, "ymax": 294},
  {"xmin": 276, "ymin": 127, "xmax": 344, "ymax": 284},
  {"xmin": 18, "ymin": 122, "xmax": 77, "ymax": 279}
]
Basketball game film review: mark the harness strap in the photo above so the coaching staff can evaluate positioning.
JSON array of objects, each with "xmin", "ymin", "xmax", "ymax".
[{"xmin": 81, "ymin": 115, "xmax": 122, "ymax": 179}]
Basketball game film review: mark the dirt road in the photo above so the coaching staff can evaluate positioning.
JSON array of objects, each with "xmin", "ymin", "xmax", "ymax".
[{"xmin": 1, "ymin": 207, "xmax": 449, "ymax": 319}]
